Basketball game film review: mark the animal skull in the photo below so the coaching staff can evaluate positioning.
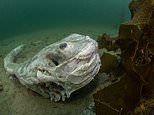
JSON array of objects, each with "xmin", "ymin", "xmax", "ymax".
[{"xmin": 4, "ymin": 34, "xmax": 101, "ymax": 102}]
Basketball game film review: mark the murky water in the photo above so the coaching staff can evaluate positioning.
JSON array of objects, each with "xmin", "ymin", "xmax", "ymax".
[{"xmin": 0, "ymin": 0, "xmax": 131, "ymax": 39}]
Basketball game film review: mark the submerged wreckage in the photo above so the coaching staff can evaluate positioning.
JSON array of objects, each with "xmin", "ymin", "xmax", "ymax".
[{"xmin": 94, "ymin": 0, "xmax": 154, "ymax": 114}]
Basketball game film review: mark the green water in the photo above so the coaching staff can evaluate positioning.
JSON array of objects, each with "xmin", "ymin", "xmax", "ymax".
[{"xmin": 0, "ymin": 0, "xmax": 131, "ymax": 39}]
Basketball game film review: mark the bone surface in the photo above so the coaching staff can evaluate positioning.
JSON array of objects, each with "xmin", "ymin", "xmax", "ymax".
[{"xmin": 4, "ymin": 33, "xmax": 101, "ymax": 102}]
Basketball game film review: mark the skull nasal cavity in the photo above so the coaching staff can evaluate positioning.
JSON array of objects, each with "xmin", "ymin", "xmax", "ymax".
[
  {"xmin": 59, "ymin": 43, "xmax": 67, "ymax": 49},
  {"xmin": 46, "ymin": 54, "xmax": 59, "ymax": 66}
]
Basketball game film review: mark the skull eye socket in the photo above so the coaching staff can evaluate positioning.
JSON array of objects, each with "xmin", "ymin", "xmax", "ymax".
[{"xmin": 59, "ymin": 43, "xmax": 67, "ymax": 49}]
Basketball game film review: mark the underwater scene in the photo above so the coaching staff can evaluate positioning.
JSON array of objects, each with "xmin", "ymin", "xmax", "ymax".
[{"xmin": 1, "ymin": 0, "xmax": 154, "ymax": 115}]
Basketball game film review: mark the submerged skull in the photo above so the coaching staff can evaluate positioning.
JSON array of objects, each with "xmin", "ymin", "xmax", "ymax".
[{"xmin": 4, "ymin": 34, "xmax": 101, "ymax": 102}]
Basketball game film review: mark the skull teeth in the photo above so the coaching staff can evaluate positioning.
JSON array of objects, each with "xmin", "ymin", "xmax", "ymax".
[
  {"xmin": 45, "ymin": 82, "xmax": 69, "ymax": 102},
  {"xmin": 49, "ymin": 90, "xmax": 68, "ymax": 102},
  {"xmin": 37, "ymin": 68, "xmax": 69, "ymax": 102},
  {"xmin": 38, "ymin": 68, "xmax": 51, "ymax": 76}
]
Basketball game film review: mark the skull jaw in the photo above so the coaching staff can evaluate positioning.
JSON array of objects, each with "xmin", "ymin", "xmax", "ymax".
[
  {"xmin": 25, "ymin": 77, "xmax": 95, "ymax": 102},
  {"xmin": 33, "ymin": 67, "xmax": 100, "ymax": 102}
]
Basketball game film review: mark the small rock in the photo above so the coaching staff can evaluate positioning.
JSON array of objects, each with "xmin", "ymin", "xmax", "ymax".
[
  {"xmin": 0, "ymin": 82, "xmax": 3, "ymax": 91},
  {"xmin": 81, "ymin": 102, "xmax": 96, "ymax": 115}
]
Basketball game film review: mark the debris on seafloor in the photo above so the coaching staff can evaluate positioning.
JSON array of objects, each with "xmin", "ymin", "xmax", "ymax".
[
  {"xmin": 97, "ymin": 33, "xmax": 122, "ymax": 74},
  {"xmin": 93, "ymin": 0, "xmax": 154, "ymax": 114}
]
